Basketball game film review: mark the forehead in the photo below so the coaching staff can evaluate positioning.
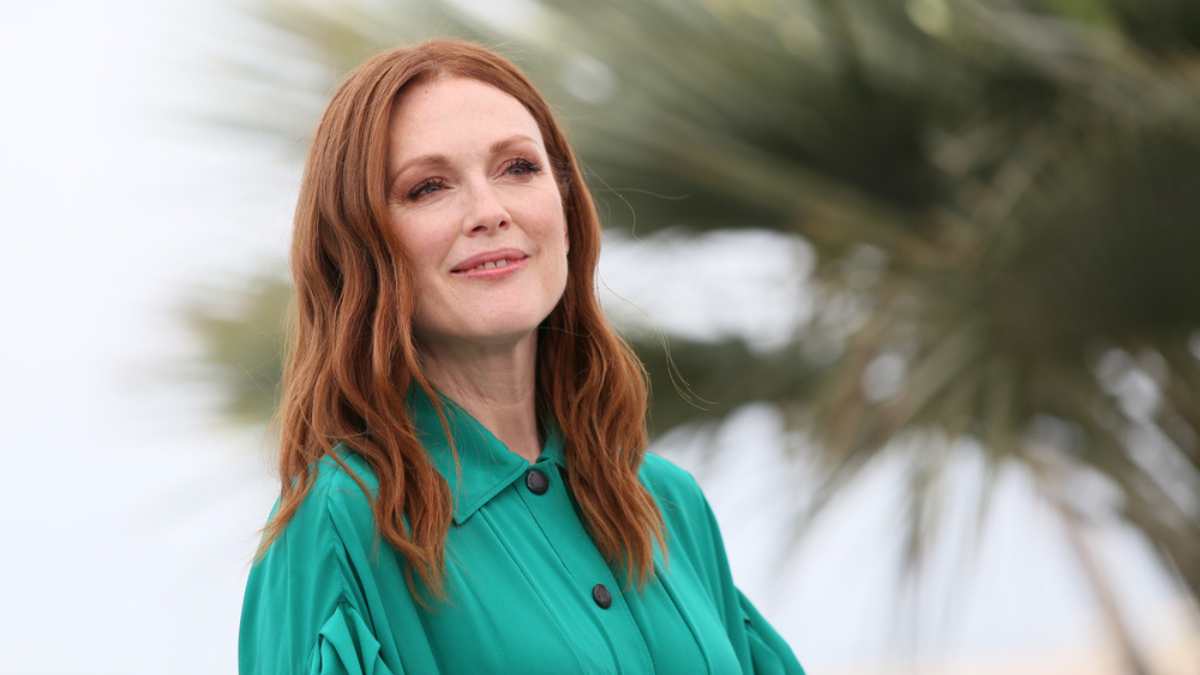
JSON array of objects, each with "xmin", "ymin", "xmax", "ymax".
[{"xmin": 388, "ymin": 76, "xmax": 544, "ymax": 159}]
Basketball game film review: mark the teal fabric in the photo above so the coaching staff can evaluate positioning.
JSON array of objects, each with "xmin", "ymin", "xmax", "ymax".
[{"xmin": 239, "ymin": 385, "xmax": 806, "ymax": 674}]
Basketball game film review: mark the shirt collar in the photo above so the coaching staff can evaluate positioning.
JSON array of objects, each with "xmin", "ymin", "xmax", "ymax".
[{"xmin": 405, "ymin": 384, "xmax": 565, "ymax": 525}]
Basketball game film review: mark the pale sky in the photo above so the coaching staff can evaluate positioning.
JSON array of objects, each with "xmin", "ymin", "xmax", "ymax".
[{"xmin": 0, "ymin": 1, "xmax": 1192, "ymax": 673}]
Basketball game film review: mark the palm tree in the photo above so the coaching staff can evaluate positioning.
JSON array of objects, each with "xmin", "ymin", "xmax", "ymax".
[{"xmin": 184, "ymin": 1, "xmax": 1200, "ymax": 669}]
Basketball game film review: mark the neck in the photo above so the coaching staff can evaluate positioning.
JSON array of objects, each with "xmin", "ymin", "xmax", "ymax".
[{"xmin": 418, "ymin": 331, "xmax": 542, "ymax": 463}]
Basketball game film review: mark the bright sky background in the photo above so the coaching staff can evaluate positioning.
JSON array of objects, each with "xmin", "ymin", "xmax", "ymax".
[{"xmin": 0, "ymin": 1, "xmax": 1193, "ymax": 673}]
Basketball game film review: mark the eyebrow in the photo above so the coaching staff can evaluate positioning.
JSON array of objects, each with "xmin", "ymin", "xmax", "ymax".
[{"xmin": 387, "ymin": 133, "xmax": 541, "ymax": 189}]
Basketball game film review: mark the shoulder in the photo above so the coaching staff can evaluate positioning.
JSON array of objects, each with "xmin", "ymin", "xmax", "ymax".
[
  {"xmin": 638, "ymin": 450, "xmax": 704, "ymax": 505},
  {"xmin": 264, "ymin": 443, "xmax": 382, "ymax": 555},
  {"xmin": 637, "ymin": 450, "xmax": 735, "ymax": 590},
  {"xmin": 315, "ymin": 442, "xmax": 381, "ymax": 504},
  {"xmin": 637, "ymin": 451, "xmax": 717, "ymax": 539},
  {"xmin": 310, "ymin": 443, "xmax": 382, "ymax": 535}
]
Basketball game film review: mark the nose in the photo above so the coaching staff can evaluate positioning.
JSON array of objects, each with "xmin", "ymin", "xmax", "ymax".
[{"xmin": 462, "ymin": 179, "xmax": 511, "ymax": 236}]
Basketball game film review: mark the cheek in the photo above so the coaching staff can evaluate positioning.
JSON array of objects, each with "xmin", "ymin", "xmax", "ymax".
[
  {"xmin": 519, "ymin": 193, "xmax": 569, "ymax": 251},
  {"xmin": 391, "ymin": 218, "xmax": 454, "ymax": 310},
  {"xmin": 538, "ymin": 218, "xmax": 570, "ymax": 299},
  {"xmin": 393, "ymin": 213, "xmax": 453, "ymax": 270}
]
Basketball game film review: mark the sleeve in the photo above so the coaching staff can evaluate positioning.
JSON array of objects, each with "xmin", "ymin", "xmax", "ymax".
[
  {"xmin": 689, "ymin": 474, "xmax": 807, "ymax": 675},
  {"xmin": 736, "ymin": 586, "xmax": 806, "ymax": 675},
  {"xmin": 238, "ymin": 485, "xmax": 405, "ymax": 675}
]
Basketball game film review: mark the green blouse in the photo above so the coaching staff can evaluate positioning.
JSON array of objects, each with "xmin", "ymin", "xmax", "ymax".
[{"xmin": 238, "ymin": 385, "xmax": 805, "ymax": 674}]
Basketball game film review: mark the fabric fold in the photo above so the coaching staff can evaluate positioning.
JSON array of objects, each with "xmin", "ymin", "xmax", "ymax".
[
  {"xmin": 737, "ymin": 588, "xmax": 805, "ymax": 675},
  {"xmin": 309, "ymin": 601, "xmax": 400, "ymax": 675}
]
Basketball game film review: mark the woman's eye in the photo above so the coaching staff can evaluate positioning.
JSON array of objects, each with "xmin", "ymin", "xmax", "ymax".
[
  {"xmin": 506, "ymin": 158, "xmax": 542, "ymax": 176},
  {"xmin": 403, "ymin": 160, "xmax": 540, "ymax": 202},
  {"xmin": 407, "ymin": 179, "xmax": 444, "ymax": 201}
]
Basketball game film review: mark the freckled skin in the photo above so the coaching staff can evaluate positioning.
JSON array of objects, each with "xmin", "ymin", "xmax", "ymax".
[{"xmin": 387, "ymin": 76, "xmax": 570, "ymax": 351}]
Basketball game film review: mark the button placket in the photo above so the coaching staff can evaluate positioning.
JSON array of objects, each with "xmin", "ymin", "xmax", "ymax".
[{"xmin": 513, "ymin": 460, "xmax": 655, "ymax": 673}]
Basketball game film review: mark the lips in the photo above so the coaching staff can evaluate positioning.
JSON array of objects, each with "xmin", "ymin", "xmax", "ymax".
[{"xmin": 451, "ymin": 248, "xmax": 529, "ymax": 273}]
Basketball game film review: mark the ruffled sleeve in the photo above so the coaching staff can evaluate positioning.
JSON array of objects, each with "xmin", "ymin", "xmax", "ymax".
[
  {"xmin": 308, "ymin": 601, "xmax": 398, "ymax": 675},
  {"xmin": 239, "ymin": 454, "xmax": 420, "ymax": 675}
]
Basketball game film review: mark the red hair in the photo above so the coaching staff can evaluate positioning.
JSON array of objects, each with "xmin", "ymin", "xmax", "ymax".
[{"xmin": 253, "ymin": 38, "xmax": 666, "ymax": 604}]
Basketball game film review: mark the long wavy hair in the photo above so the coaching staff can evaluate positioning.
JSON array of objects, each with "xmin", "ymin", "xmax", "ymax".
[{"xmin": 253, "ymin": 38, "xmax": 666, "ymax": 604}]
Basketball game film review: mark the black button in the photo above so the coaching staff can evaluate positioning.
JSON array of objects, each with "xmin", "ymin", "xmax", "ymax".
[
  {"xmin": 525, "ymin": 468, "xmax": 549, "ymax": 495},
  {"xmin": 592, "ymin": 583, "xmax": 612, "ymax": 609}
]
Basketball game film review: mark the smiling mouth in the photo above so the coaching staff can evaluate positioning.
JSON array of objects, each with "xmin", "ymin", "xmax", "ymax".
[
  {"xmin": 451, "ymin": 255, "xmax": 529, "ymax": 278},
  {"xmin": 456, "ymin": 258, "xmax": 519, "ymax": 273}
]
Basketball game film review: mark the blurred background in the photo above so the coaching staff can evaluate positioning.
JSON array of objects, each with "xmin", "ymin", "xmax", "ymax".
[{"xmin": 3, "ymin": 0, "xmax": 1200, "ymax": 672}]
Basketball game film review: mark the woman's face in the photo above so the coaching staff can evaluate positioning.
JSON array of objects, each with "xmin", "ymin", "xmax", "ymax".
[{"xmin": 386, "ymin": 76, "xmax": 569, "ymax": 350}]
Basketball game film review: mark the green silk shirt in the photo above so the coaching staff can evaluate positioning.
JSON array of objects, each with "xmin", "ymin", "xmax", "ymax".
[{"xmin": 238, "ymin": 385, "xmax": 805, "ymax": 674}]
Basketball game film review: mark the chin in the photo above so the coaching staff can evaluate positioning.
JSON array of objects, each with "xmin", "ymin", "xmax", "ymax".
[
  {"xmin": 456, "ymin": 309, "xmax": 548, "ymax": 345},
  {"xmin": 418, "ymin": 291, "xmax": 561, "ymax": 348}
]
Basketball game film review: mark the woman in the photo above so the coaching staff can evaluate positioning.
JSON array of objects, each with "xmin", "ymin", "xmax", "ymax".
[{"xmin": 238, "ymin": 38, "xmax": 805, "ymax": 675}]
